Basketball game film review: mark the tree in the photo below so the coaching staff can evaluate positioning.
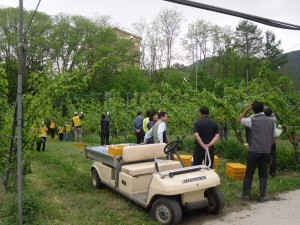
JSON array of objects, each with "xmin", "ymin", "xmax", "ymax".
[
  {"xmin": 155, "ymin": 8, "xmax": 184, "ymax": 68},
  {"xmin": 234, "ymin": 20, "xmax": 263, "ymax": 83},
  {"xmin": 113, "ymin": 65, "xmax": 151, "ymax": 96},
  {"xmin": 263, "ymin": 30, "xmax": 286, "ymax": 70}
]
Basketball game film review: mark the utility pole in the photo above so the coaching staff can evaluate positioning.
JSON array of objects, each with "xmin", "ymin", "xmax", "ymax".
[
  {"xmin": 195, "ymin": 41, "xmax": 198, "ymax": 91},
  {"xmin": 17, "ymin": 0, "xmax": 24, "ymax": 224}
]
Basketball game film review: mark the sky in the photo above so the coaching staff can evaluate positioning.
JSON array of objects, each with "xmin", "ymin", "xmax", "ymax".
[{"xmin": 1, "ymin": 0, "xmax": 300, "ymax": 54}]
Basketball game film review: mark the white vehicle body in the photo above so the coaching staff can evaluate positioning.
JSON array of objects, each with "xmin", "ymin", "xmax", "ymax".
[{"xmin": 85, "ymin": 142, "xmax": 224, "ymax": 225}]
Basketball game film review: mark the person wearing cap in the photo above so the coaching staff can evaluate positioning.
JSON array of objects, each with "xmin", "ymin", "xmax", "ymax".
[
  {"xmin": 239, "ymin": 101, "xmax": 276, "ymax": 202},
  {"xmin": 72, "ymin": 111, "xmax": 84, "ymax": 143}
]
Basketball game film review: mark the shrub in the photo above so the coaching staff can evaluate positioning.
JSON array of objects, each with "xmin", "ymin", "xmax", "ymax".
[
  {"xmin": 215, "ymin": 139, "xmax": 248, "ymax": 162},
  {"xmin": 276, "ymin": 142, "xmax": 299, "ymax": 171}
]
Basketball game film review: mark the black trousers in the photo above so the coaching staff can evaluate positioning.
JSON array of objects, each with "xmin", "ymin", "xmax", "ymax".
[
  {"xmin": 135, "ymin": 131, "xmax": 144, "ymax": 144},
  {"xmin": 49, "ymin": 128, "xmax": 55, "ymax": 138},
  {"xmin": 245, "ymin": 152, "xmax": 269, "ymax": 180},
  {"xmin": 269, "ymin": 143, "xmax": 277, "ymax": 176},
  {"xmin": 37, "ymin": 137, "xmax": 46, "ymax": 151},
  {"xmin": 59, "ymin": 133, "xmax": 64, "ymax": 141},
  {"xmin": 193, "ymin": 145, "xmax": 214, "ymax": 169},
  {"xmin": 101, "ymin": 131, "xmax": 109, "ymax": 145}
]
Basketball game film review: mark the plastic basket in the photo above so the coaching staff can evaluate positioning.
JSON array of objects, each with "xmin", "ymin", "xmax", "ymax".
[
  {"xmin": 226, "ymin": 163, "xmax": 246, "ymax": 180},
  {"xmin": 174, "ymin": 154, "xmax": 192, "ymax": 166}
]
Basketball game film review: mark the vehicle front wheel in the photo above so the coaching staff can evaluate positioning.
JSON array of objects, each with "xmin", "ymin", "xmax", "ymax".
[
  {"xmin": 151, "ymin": 197, "xmax": 182, "ymax": 225},
  {"xmin": 204, "ymin": 187, "xmax": 225, "ymax": 214},
  {"xmin": 91, "ymin": 168, "xmax": 104, "ymax": 189}
]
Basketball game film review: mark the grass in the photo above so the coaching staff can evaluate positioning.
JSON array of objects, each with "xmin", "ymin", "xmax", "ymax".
[{"xmin": 1, "ymin": 136, "xmax": 300, "ymax": 224}]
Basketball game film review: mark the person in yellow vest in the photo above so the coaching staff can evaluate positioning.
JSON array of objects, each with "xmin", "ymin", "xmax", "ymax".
[
  {"xmin": 58, "ymin": 125, "xmax": 65, "ymax": 141},
  {"xmin": 65, "ymin": 122, "xmax": 72, "ymax": 141},
  {"xmin": 142, "ymin": 110, "xmax": 151, "ymax": 134},
  {"xmin": 37, "ymin": 122, "xmax": 48, "ymax": 151},
  {"xmin": 49, "ymin": 119, "xmax": 56, "ymax": 139},
  {"xmin": 72, "ymin": 111, "xmax": 84, "ymax": 143}
]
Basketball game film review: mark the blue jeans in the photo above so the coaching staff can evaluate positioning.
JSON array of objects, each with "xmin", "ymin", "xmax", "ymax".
[
  {"xmin": 65, "ymin": 131, "xmax": 71, "ymax": 141},
  {"xmin": 245, "ymin": 152, "xmax": 269, "ymax": 180}
]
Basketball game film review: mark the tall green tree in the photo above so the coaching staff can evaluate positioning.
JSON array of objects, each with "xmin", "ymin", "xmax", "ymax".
[
  {"xmin": 234, "ymin": 20, "xmax": 263, "ymax": 82},
  {"xmin": 263, "ymin": 30, "xmax": 286, "ymax": 70}
]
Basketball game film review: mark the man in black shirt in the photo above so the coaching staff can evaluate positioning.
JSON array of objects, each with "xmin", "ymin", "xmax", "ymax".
[
  {"xmin": 100, "ymin": 114, "xmax": 110, "ymax": 145},
  {"xmin": 193, "ymin": 106, "xmax": 220, "ymax": 168}
]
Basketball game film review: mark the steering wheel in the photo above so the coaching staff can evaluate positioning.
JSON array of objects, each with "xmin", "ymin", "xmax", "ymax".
[{"xmin": 164, "ymin": 140, "xmax": 182, "ymax": 155}]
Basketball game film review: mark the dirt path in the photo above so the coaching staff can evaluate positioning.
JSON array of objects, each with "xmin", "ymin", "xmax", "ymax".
[{"xmin": 202, "ymin": 189, "xmax": 300, "ymax": 225}]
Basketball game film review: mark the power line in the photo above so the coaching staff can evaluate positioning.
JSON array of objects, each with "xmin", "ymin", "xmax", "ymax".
[{"xmin": 163, "ymin": 0, "xmax": 300, "ymax": 30}]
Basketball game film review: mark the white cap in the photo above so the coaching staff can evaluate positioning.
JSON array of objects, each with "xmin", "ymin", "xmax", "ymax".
[{"xmin": 74, "ymin": 111, "xmax": 78, "ymax": 115}]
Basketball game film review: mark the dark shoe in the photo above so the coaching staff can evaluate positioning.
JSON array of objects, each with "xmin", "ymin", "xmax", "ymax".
[
  {"xmin": 240, "ymin": 194, "xmax": 249, "ymax": 201},
  {"xmin": 241, "ymin": 179, "xmax": 252, "ymax": 200},
  {"xmin": 260, "ymin": 196, "xmax": 268, "ymax": 202},
  {"xmin": 270, "ymin": 173, "xmax": 275, "ymax": 177},
  {"xmin": 259, "ymin": 179, "xmax": 268, "ymax": 202}
]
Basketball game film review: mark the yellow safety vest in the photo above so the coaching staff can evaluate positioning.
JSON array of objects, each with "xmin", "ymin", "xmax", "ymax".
[
  {"xmin": 66, "ymin": 124, "xmax": 72, "ymax": 132},
  {"xmin": 50, "ymin": 121, "xmax": 56, "ymax": 129},
  {"xmin": 40, "ymin": 127, "xmax": 48, "ymax": 137},
  {"xmin": 58, "ymin": 126, "xmax": 65, "ymax": 134},
  {"xmin": 73, "ymin": 116, "xmax": 81, "ymax": 127}
]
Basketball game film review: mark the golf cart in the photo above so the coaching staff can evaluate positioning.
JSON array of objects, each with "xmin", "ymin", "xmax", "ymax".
[{"xmin": 85, "ymin": 141, "xmax": 224, "ymax": 225}]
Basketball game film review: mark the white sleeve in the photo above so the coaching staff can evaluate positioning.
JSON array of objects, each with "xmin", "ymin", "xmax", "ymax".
[
  {"xmin": 157, "ymin": 123, "xmax": 166, "ymax": 143},
  {"xmin": 144, "ymin": 128, "xmax": 153, "ymax": 143},
  {"xmin": 241, "ymin": 117, "xmax": 252, "ymax": 128}
]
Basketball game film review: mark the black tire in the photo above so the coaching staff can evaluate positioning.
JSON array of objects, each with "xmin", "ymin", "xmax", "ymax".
[
  {"xmin": 204, "ymin": 187, "xmax": 225, "ymax": 214},
  {"xmin": 151, "ymin": 197, "xmax": 182, "ymax": 225},
  {"xmin": 91, "ymin": 168, "xmax": 104, "ymax": 189}
]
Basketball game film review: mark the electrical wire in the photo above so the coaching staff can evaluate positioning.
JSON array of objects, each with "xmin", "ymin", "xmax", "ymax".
[
  {"xmin": 24, "ymin": 0, "xmax": 42, "ymax": 40},
  {"xmin": 163, "ymin": 0, "xmax": 300, "ymax": 30}
]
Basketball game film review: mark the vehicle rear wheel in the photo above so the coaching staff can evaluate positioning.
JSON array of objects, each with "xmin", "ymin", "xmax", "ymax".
[
  {"xmin": 151, "ymin": 197, "xmax": 182, "ymax": 225},
  {"xmin": 91, "ymin": 168, "xmax": 103, "ymax": 189},
  {"xmin": 204, "ymin": 187, "xmax": 225, "ymax": 214}
]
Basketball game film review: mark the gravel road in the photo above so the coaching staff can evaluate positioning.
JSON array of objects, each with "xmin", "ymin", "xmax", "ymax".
[{"xmin": 182, "ymin": 189, "xmax": 300, "ymax": 225}]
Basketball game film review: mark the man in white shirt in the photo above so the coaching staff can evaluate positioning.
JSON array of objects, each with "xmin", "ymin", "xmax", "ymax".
[
  {"xmin": 143, "ymin": 111, "xmax": 169, "ymax": 144},
  {"xmin": 239, "ymin": 101, "xmax": 275, "ymax": 202}
]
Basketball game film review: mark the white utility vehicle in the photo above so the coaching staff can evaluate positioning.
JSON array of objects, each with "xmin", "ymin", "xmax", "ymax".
[{"xmin": 85, "ymin": 141, "xmax": 224, "ymax": 225}]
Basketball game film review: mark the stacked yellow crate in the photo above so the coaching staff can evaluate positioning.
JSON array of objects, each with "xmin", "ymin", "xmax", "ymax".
[
  {"xmin": 108, "ymin": 145, "xmax": 124, "ymax": 156},
  {"xmin": 176, "ymin": 155, "xmax": 219, "ymax": 169},
  {"xmin": 174, "ymin": 155, "xmax": 192, "ymax": 166},
  {"xmin": 226, "ymin": 163, "xmax": 246, "ymax": 180},
  {"xmin": 214, "ymin": 155, "xmax": 219, "ymax": 170}
]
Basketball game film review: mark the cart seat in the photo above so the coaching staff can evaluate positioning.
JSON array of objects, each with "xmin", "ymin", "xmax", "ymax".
[
  {"xmin": 122, "ymin": 143, "xmax": 167, "ymax": 163},
  {"xmin": 121, "ymin": 160, "xmax": 181, "ymax": 176}
]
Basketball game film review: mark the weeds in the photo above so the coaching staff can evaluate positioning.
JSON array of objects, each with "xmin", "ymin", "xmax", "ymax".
[{"xmin": 1, "ymin": 136, "xmax": 299, "ymax": 224}]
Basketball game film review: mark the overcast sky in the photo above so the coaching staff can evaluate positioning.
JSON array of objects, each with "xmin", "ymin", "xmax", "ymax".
[{"xmin": 2, "ymin": 0, "xmax": 300, "ymax": 53}]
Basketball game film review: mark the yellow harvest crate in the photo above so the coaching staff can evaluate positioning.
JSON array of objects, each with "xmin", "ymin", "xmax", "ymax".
[
  {"xmin": 74, "ymin": 142, "xmax": 85, "ymax": 148},
  {"xmin": 108, "ymin": 145, "xmax": 124, "ymax": 156},
  {"xmin": 226, "ymin": 163, "xmax": 246, "ymax": 180},
  {"xmin": 174, "ymin": 154, "xmax": 192, "ymax": 167},
  {"xmin": 214, "ymin": 155, "xmax": 219, "ymax": 170},
  {"xmin": 179, "ymin": 155, "xmax": 219, "ymax": 169}
]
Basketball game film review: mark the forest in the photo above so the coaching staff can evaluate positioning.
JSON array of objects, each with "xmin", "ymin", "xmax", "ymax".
[{"xmin": 0, "ymin": 6, "xmax": 300, "ymax": 198}]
